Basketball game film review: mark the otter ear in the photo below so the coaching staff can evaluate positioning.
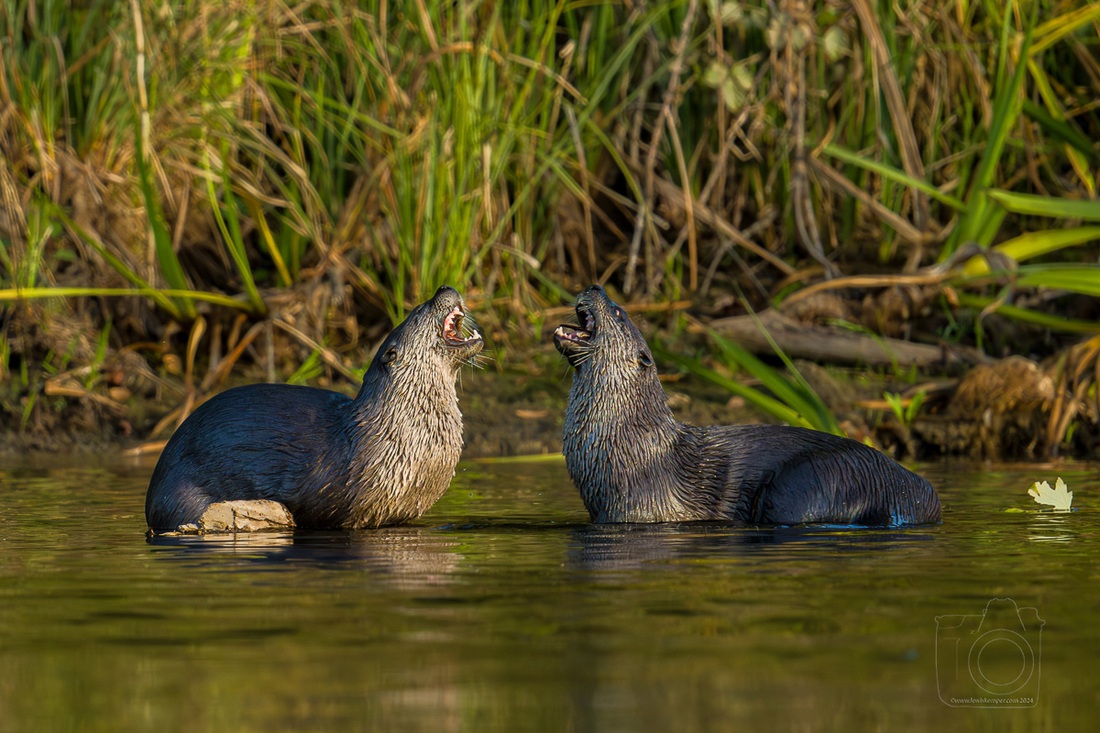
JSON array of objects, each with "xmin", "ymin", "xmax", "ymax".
[
  {"xmin": 380, "ymin": 348, "xmax": 398, "ymax": 366},
  {"xmin": 638, "ymin": 351, "xmax": 654, "ymax": 368}
]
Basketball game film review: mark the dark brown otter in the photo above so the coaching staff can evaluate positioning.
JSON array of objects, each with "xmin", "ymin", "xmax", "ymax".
[
  {"xmin": 145, "ymin": 286, "xmax": 484, "ymax": 532},
  {"xmin": 554, "ymin": 285, "xmax": 941, "ymax": 526}
]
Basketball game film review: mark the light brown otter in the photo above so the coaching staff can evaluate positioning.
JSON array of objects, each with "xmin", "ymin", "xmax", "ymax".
[{"xmin": 145, "ymin": 286, "xmax": 483, "ymax": 532}]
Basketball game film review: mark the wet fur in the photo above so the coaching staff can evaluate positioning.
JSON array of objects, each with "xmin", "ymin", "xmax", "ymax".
[
  {"xmin": 555, "ymin": 285, "xmax": 941, "ymax": 526},
  {"xmin": 145, "ymin": 286, "xmax": 483, "ymax": 531}
]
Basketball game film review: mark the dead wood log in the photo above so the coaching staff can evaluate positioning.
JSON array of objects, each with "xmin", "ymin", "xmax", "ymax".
[{"xmin": 706, "ymin": 309, "xmax": 984, "ymax": 370}]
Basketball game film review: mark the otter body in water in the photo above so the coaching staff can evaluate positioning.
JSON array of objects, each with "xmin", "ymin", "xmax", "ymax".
[
  {"xmin": 554, "ymin": 285, "xmax": 940, "ymax": 526},
  {"xmin": 145, "ymin": 286, "xmax": 483, "ymax": 533}
]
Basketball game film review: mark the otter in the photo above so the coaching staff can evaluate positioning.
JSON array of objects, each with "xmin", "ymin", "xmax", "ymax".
[
  {"xmin": 553, "ymin": 285, "xmax": 941, "ymax": 526},
  {"xmin": 145, "ymin": 286, "xmax": 484, "ymax": 533}
]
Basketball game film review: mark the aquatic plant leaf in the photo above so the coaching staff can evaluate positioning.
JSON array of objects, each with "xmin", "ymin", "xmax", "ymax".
[{"xmin": 1027, "ymin": 478, "xmax": 1073, "ymax": 511}]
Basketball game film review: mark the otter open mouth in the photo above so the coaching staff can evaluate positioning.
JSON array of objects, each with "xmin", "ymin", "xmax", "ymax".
[
  {"xmin": 442, "ymin": 306, "xmax": 482, "ymax": 347},
  {"xmin": 553, "ymin": 323, "xmax": 589, "ymax": 347},
  {"xmin": 554, "ymin": 304, "xmax": 595, "ymax": 346},
  {"xmin": 553, "ymin": 303, "xmax": 596, "ymax": 359}
]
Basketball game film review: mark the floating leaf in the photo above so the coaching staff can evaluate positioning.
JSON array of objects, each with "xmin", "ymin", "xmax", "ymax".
[{"xmin": 1027, "ymin": 478, "xmax": 1073, "ymax": 511}]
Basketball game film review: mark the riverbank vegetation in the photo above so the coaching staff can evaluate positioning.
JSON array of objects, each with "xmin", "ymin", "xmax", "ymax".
[{"xmin": 2, "ymin": 0, "xmax": 1099, "ymax": 458}]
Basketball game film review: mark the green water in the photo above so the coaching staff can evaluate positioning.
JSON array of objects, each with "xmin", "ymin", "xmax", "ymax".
[{"xmin": 0, "ymin": 455, "xmax": 1096, "ymax": 732}]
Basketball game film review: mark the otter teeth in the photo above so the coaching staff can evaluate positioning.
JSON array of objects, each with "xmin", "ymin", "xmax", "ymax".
[
  {"xmin": 443, "ymin": 307, "xmax": 481, "ymax": 344},
  {"xmin": 554, "ymin": 324, "xmax": 590, "ymax": 343}
]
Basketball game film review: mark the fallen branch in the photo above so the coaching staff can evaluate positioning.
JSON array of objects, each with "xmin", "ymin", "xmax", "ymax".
[{"xmin": 705, "ymin": 308, "xmax": 981, "ymax": 369}]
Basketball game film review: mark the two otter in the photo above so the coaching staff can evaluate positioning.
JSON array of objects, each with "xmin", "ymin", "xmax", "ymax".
[
  {"xmin": 145, "ymin": 286, "xmax": 484, "ymax": 533},
  {"xmin": 146, "ymin": 283, "xmax": 940, "ymax": 533},
  {"xmin": 554, "ymin": 285, "xmax": 940, "ymax": 526}
]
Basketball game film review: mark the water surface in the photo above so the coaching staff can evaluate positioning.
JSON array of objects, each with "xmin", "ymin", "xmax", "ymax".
[{"xmin": 0, "ymin": 456, "xmax": 1096, "ymax": 731}]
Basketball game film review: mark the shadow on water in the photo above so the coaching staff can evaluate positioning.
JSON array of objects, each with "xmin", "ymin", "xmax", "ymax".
[
  {"xmin": 146, "ymin": 526, "xmax": 471, "ymax": 589},
  {"xmin": 563, "ymin": 521, "xmax": 939, "ymax": 571},
  {"xmin": 146, "ymin": 517, "xmax": 937, "ymax": 578}
]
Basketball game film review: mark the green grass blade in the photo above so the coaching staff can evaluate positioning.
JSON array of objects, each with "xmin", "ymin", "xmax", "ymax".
[
  {"xmin": 1012, "ymin": 264, "xmax": 1100, "ymax": 296},
  {"xmin": 247, "ymin": 198, "xmax": 293, "ymax": 287},
  {"xmin": 134, "ymin": 120, "xmax": 196, "ymax": 319},
  {"xmin": 821, "ymin": 143, "xmax": 966, "ymax": 211},
  {"xmin": 199, "ymin": 148, "xmax": 265, "ymax": 316},
  {"xmin": 949, "ymin": 7, "xmax": 1035, "ymax": 253},
  {"xmin": 0, "ymin": 287, "xmax": 255, "ymax": 310},
  {"xmin": 704, "ymin": 326, "xmax": 839, "ymax": 433},
  {"xmin": 1020, "ymin": 100, "xmax": 1098, "ymax": 163},
  {"xmin": 1030, "ymin": 3, "xmax": 1100, "ymax": 55},
  {"xmin": 42, "ymin": 200, "xmax": 181, "ymax": 319},
  {"xmin": 217, "ymin": 164, "xmax": 266, "ymax": 314},
  {"xmin": 986, "ymin": 190, "xmax": 1100, "ymax": 221},
  {"xmin": 654, "ymin": 343, "xmax": 814, "ymax": 430},
  {"xmin": 956, "ymin": 293, "xmax": 1100, "ymax": 334},
  {"xmin": 963, "ymin": 226, "xmax": 1100, "ymax": 275}
]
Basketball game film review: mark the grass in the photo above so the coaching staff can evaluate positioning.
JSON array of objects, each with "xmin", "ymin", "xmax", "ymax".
[
  {"xmin": 656, "ymin": 324, "xmax": 843, "ymax": 435},
  {"xmin": 1, "ymin": 0, "xmax": 1099, "ymax": 450}
]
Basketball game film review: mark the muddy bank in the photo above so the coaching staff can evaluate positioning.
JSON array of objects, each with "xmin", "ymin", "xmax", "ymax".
[
  {"xmin": 0, "ymin": 339, "xmax": 760, "ymax": 461},
  {"xmin": 2, "ymin": 321, "xmax": 1095, "ymax": 464}
]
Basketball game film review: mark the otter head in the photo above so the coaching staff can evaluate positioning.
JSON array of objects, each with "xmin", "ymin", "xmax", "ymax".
[
  {"xmin": 362, "ymin": 285, "xmax": 484, "ymax": 393},
  {"xmin": 345, "ymin": 287, "xmax": 483, "ymax": 526},
  {"xmin": 553, "ymin": 284, "xmax": 663, "ymax": 402}
]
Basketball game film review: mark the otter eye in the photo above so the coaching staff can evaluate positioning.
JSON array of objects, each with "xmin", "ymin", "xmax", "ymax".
[
  {"xmin": 381, "ymin": 348, "xmax": 398, "ymax": 365},
  {"xmin": 638, "ymin": 351, "xmax": 654, "ymax": 368},
  {"xmin": 613, "ymin": 308, "xmax": 623, "ymax": 320}
]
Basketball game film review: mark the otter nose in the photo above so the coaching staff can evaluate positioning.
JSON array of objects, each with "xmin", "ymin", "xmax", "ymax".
[
  {"xmin": 434, "ymin": 285, "xmax": 458, "ymax": 298},
  {"xmin": 584, "ymin": 284, "xmax": 607, "ymax": 298}
]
